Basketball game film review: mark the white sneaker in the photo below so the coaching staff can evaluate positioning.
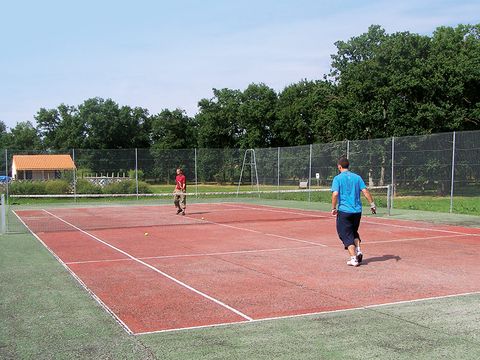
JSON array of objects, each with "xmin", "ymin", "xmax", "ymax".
[
  {"xmin": 356, "ymin": 251, "xmax": 363, "ymax": 264},
  {"xmin": 347, "ymin": 258, "xmax": 359, "ymax": 267}
]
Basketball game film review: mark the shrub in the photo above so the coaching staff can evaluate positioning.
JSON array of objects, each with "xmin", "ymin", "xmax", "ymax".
[
  {"xmin": 137, "ymin": 181, "xmax": 153, "ymax": 194},
  {"xmin": 103, "ymin": 180, "xmax": 152, "ymax": 194},
  {"xmin": 10, "ymin": 181, "xmax": 47, "ymax": 195},
  {"xmin": 128, "ymin": 169, "xmax": 145, "ymax": 181},
  {"xmin": 44, "ymin": 180, "xmax": 71, "ymax": 194},
  {"xmin": 75, "ymin": 179, "xmax": 103, "ymax": 194}
]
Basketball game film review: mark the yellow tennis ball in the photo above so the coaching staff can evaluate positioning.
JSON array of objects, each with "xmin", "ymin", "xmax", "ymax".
[{"xmin": 144, "ymin": 232, "xmax": 148, "ymax": 236}]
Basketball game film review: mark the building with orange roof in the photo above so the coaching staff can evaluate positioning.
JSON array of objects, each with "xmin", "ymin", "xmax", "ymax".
[{"xmin": 12, "ymin": 154, "xmax": 76, "ymax": 181}]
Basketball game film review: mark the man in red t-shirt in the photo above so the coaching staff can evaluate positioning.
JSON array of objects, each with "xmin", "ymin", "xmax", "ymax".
[{"xmin": 174, "ymin": 168, "xmax": 186, "ymax": 215}]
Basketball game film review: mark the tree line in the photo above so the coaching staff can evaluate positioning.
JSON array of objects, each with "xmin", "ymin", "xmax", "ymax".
[{"xmin": 1, "ymin": 24, "xmax": 479, "ymax": 151}]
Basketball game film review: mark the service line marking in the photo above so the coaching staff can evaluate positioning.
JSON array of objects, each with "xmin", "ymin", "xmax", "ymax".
[
  {"xmin": 65, "ymin": 245, "xmax": 320, "ymax": 265},
  {"xmin": 224, "ymin": 203, "xmax": 480, "ymax": 238}
]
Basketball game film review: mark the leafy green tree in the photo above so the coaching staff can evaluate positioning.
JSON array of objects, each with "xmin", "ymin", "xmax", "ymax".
[
  {"xmin": 0, "ymin": 120, "xmax": 8, "ymax": 147},
  {"xmin": 329, "ymin": 24, "xmax": 480, "ymax": 140},
  {"xmin": 196, "ymin": 88, "xmax": 242, "ymax": 148},
  {"xmin": 7, "ymin": 121, "xmax": 41, "ymax": 150},
  {"xmin": 275, "ymin": 80, "xmax": 336, "ymax": 146},
  {"xmin": 78, "ymin": 98, "xmax": 143, "ymax": 149},
  {"xmin": 426, "ymin": 24, "xmax": 480, "ymax": 131},
  {"xmin": 36, "ymin": 104, "xmax": 86, "ymax": 149},
  {"xmin": 238, "ymin": 83, "xmax": 278, "ymax": 148},
  {"xmin": 151, "ymin": 109, "xmax": 197, "ymax": 150}
]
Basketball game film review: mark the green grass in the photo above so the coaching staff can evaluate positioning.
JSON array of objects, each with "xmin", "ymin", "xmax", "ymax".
[
  {"xmin": 393, "ymin": 196, "xmax": 480, "ymax": 215},
  {"xmin": 1, "ymin": 232, "xmax": 479, "ymax": 359}
]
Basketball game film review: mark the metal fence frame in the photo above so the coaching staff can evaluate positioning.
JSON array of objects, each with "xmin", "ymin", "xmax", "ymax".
[{"xmin": 1, "ymin": 130, "xmax": 479, "ymax": 214}]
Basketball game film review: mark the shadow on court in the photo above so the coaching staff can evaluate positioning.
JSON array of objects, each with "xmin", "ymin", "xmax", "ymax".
[{"xmin": 362, "ymin": 254, "xmax": 401, "ymax": 265}]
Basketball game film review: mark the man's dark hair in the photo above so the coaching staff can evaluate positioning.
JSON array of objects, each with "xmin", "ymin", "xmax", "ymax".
[{"xmin": 338, "ymin": 157, "xmax": 349, "ymax": 169}]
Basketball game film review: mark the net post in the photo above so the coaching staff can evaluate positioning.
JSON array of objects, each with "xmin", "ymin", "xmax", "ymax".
[
  {"xmin": 1, "ymin": 193, "xmax": 5, "ymax": 234},
  {"xmin": 449, "ymin": 131, "xmax": 456, "ymax": 213},
  {"xmin": 387, "ymin": 184, "xmax": 392, "ymax": 216},
  {"xmin": 135, "ymin": 148, "xmax": 139, "ymax": 200}
]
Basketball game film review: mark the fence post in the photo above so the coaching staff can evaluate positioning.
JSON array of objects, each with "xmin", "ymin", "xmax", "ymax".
[
  {"xmin": 391, "ymin": 136, "xmax": 395, "ymax": 209},
  {"xmin": 346, "ymin": 140, "xmax": 350, "ymax": 159},
  {"xmin": 135, "ymin": 148, "xmax": 139, "ymax": 200},
  {"xmin": 449, "ymin": 132, "xmax": 456, "ymax": 213},
  {"xmin": 1, "ymin": 194, "xmax": 5, "ymax": 234},
  {"xmin": 194, "ymin": 148, "xmax": 198, "ymax": 198},
  {"xmin": 5, "ymin": 149, "xmax": 8, "ymax": 205},
  {"xmin": 308, "ymin": 144, "xmax": 312, "ymax": 202},
  {"xmin": 277, "ymin": 147, "xmax": 280, "ymax": 192},
  {"xmin": 72, "ymin": 148, "xmax": 77, "ymax": 202}
]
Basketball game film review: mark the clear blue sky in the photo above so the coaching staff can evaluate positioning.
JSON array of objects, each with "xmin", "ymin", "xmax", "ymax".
[{"xmin": 1, "ymin": 0, "xmax": 479, "ymax": 130}]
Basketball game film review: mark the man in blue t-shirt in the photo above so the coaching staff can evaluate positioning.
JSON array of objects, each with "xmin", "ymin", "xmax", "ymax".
[{"xmin": 331, "ymin": 157, "xmax": 376, "ymax": 267}]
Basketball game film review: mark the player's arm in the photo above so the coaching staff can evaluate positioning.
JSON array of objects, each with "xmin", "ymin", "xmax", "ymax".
[
  {"xmin": 361, "ymin": 188, "xmax": 376, "ymax": 214},
  {"xmin": 331, "ymin": 191, "xmax": 339, "ymax": 216}
]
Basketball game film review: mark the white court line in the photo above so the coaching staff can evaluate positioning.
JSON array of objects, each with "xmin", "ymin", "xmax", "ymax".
[
  {"xmin": 65, "ymin": 233, "xmax": 472, "ymax": 266},
  {"xmin": 225, "ymin": 203, "xmax": 480, "ymax": 238},
  {"xmin": 193, "ymin": 215, "xmax": 328, "ymax": 247},
  {"xmin": 222, "ymin": 203, "xmax": 329, "ymax": 219},
  {"xmin": 65, "ymin": 245, "xmax": 320, "ymax": 265},
  {"xmin": 42, "ymin": 209, "xmax": 253, "ymax": 322},
  {"xmin": 12, "ymin": 210, "xmax": 134, "ymax": 335},
  {"xmin": 135, "ymin": 290, "xmax": 480, "ymax": 335},
  {"xmin": 368, "ymin": 234, "xmax": 469, "ymax": 244}
]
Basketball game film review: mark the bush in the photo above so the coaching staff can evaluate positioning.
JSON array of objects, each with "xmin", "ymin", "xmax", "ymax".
[
  {"xmin": 44, "ymin": 180, "xmax": 71, "ymax": 194},
  {"xmin": 103, "ymin": 180, "xmax": 152, "ymax": 194},
  {"xmin": 137, "ymin": 181, "xmax": 153, "ymax": 194},
  {"xmin": 75, "ymin": 179, "xmax": 103, "ymax": 194},
  {"xmin": 9, "ymin": 181, "xmax": 47, "ymax": 195},
  {"xmin": 128, "ymin": 169, "xmax": 145, "ymax": 181}
]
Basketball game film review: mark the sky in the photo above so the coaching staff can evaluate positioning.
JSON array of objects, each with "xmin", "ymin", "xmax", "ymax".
[{"xmin": 1, "ymin": 0, "xmax": 479, "ymax": 130}]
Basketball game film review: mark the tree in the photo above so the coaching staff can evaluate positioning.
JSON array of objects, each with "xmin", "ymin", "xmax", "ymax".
[
  {"xmin": 196, "ymin": 88, "xmax": 242, "ymax": 148},
  {"xmin": 238, "ymin": 83, "xmax": 278, "ymax": 148},
  {"xmin": 7, "ymin": 121, "xmax": 41, "ymax": 150},
  {"xmin": 151, "ymin": 109, "xmax": 196, "ymax": 150},
  {"xmin": 0, "ymin": 120, "xmax": 8, "ymax": 148},
  {"xmin": 275, "ymin": 80, "xmax": 336, "ymax": 146},
  {"xmin": 36, "ymin": 104, "xmax": 86, "ymax": 149}
]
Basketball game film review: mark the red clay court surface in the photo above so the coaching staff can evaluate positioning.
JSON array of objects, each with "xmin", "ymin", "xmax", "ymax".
[{"xmin": 14, "ymin": 203, "xmax": 480, "ymax": 335}]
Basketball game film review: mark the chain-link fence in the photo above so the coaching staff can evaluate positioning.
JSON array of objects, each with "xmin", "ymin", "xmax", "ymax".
[{"xmin": 1, "ymin": 130, "xmax": 479, "ymax": 214}]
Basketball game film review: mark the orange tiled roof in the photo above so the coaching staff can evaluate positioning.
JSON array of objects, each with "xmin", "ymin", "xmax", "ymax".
[{"xmin": 13, "ymin": 155, "xmax": 76, "ymax": 170}]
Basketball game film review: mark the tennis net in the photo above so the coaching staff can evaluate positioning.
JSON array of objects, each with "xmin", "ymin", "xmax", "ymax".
[{"xmin": 3, "ymin": 186, "xmax": 391, "ymax": 234}]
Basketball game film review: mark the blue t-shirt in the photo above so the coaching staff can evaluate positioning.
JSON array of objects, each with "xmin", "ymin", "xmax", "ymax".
[{"xmin": 331, "ymin": 171, "xmax": 366, "ymax": 213}]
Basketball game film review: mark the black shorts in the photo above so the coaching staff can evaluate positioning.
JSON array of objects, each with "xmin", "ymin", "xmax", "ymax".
[{"xmin": 336, "ymin": 211, "xmax": 362, "ymax": 249}]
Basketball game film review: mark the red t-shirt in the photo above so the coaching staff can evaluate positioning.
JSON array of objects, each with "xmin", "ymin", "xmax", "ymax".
[{"xmin": 175, "ymin": 174, "xmax": 186, "ymax": 191}]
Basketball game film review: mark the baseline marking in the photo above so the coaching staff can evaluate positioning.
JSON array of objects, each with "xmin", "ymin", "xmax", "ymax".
[
  {"xmin": 42, "ymin": 209, "xmax": 253, "ymax": 322},
  {"xmin": 135, "ymin": 291, "xmax": 480, "ymax": 335}
]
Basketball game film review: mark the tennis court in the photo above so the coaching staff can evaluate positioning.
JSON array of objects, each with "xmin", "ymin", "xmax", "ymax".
[{"xmin": 14, "ymin": 201, "xmax": 480, "ymax": 335}]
